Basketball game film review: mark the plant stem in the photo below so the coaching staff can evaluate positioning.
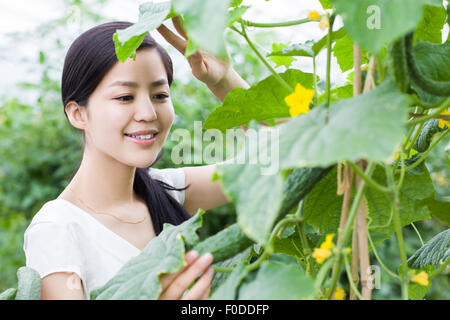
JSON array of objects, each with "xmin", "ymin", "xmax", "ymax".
[
  {"xmin": 396, "ymin": 148, "xmax": 406, "ymax": 190},
  {"xmin": 212, "ymin": 266, "xmax": 234, "ymax": 273},
  {"xmin": 344, "ymin": 253, "xmax": 363, "ymax": 300},
  {"xmin": 347, "ymin": 161, "xmax": 391, "ymax": 193},
  {"xmin": 385, "ymin": 164, "xmax": 409, "ymax": 300},
  {"xmin": 393, "ymin": 123, "xmax": 418, "ymax": 170},
  {"xmin": 238, "ymin": 20, "xmax": 293, "ymax": 93},
  {"xmin": 407, "ymin": 97, "xmax": 450, "ymax": 125},
  {"xmin": 242, "ymin": 18, "xmax": 315, "ymax": 28},
  {"xmin": 367, "ymin": 231, "xmax": 400, "ymax": 280},
  {"xmin": 325, "ymin": 14, "xmax": 336, "ymax": 107},
  {"xmin": 405, "ymin": 121, "xmax": 424, "ymax": 156},
  {"xmin": 400, "ymin": 129, "xmax": 449, "ymax": 173},
  {"xmin": 410, "ymin": 222, "xmax": 424, "ymax": 247},
  {"xmin": 325, "ymin": 161, "xmax": 376, "ymax": 299},
  {"xmin": 429, "ymin": 258, "xmax": 450, "ymax": 279},
  {"xmin": 313, "ymin": 55, "xmax": 318, "ymax": 105},
  {"xmin": 245, "ymin": 217, "xmax": 302, "ymax": 273}
]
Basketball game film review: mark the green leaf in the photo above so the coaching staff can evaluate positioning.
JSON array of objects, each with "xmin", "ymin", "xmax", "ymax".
[
  {"xmin": 407, "ymin": 229, "xmax": 450, "ymax": 269},
  {"xmin": 90, "ymin": 210, "xmax": 205, "ymax": 299},
  {"xmin": 422, "ymin": 197, "xmax": 450, "ymax": 226},
  {"xmin": 172, "ymin": 0, "xmax": 228, "ymax": 59},
  {"xmin": 414, "ymin": 4, "xmax": 447, "ymax": 44},
  {"xmin": 277, "ymin": 81, "xmax": 412, "ymax": 169},
  {"xmin": 319, "ymin": 0, "xmax": 333, "ymax": 9},
  {"xmin": 303, "ymin": 166, "xmax": 343, "ymax": 234},
  {"xmin": 214, "ymin": 143, "xmax": 285, "ymax": 244},
  {"xmin": 267, "ymin": 42, "xmax": 296, "ymax": 68},
  {"xmin": 113, "ymin": 1, "xmax": 171, "ymax": 62},
  {"xmin": 366, "ymin": 163, "xmax": 434, "ymax": 245},
  {"xmin": 408, "ymin": 281, "xmax": 431, "ymax": 300},
  {"xmin": 238, "ymin": 256, "xmax": 314, "ymax": 299},
  {"xmin": 0, "ymin": 288, "xmax": 17, "ymax": 300},
  {"xmin": 268, "ymin": 28, "xmax": 346, "ymax": 58},
  {"xmin": 204, "ymin": 69, "xmax": 315, "ymax": 132},
  {"xmin": 210, "ymin": 263, "xmax": 249, "ymax": 299},
  {"xmin": 226, "ymin": 5, "xmax": 250, "ymax": 27},
  {"xmin": 268, "ymin": 41, "xmax": 314, "ymax": 59},
  {"xmin": 331, "ymin": 0, "xmax": 425, "ymax": 53},
  {"xmin": 272, "ymin": 229, "xmax": 304, "ymax": 259},
  {"xmin": 333, "ymin": 34, "xmax": 368, "ymax": 72},
  {"xmin": 317, "ymin": 84, "xmax": 353, "ymax": 105},
  {"xmin": 15, "ymin": 267, "xmax": 41, "ymax": 300}
]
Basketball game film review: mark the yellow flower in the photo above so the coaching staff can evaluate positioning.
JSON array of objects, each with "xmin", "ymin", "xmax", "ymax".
[
  {"xmin": 320, "ymin": 233, "xmax": 335, "ymax": 250},
  {"xmin": 411, "ymin": 271, "xmax": 429, "ymax": 286},
  {"xmin": 308, "ymin": 11, "xmax": 321, "ymax": 21},
  {"xmin": 313, "ymin": 248, "xmax": 332, "ymax": 264},
  {"xmin": 284, "ymin": 83, "xmax": 314, "ymax": 117},
  {"xmin": 324, "ymin": 286, "xmax": 346, "ymax": 300},
  {"xmin": 438, "ymin": 109, "xmax": 450, "ymax": 129},
  {"xmin": 312, "ymin": 233, "xmax": 335, "ymax": 264},
  {"xmin": 333, "ymin": 287, "xmax": 346, "ymax": 300},
  {"xmin": 344, "ymin": 248, "xmax": 351, "ymax": 254},
  {"xmin": 319, "ymin": 16, "xmax": 330, "ymax": 30}
]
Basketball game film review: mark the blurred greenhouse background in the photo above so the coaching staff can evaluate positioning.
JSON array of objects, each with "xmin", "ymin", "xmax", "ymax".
[{"xmin": 0, "ymin": 0, "xmax": 448, "ymax": 299}]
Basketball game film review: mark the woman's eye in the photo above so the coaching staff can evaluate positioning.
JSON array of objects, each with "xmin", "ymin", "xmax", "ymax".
[
  {"xmin": 116, "ymin": 95, "xmax": 133, "ymax": 102},
  {"xmin": 154, "ymin": 94, "xmax": 169, "ymax": 100}
]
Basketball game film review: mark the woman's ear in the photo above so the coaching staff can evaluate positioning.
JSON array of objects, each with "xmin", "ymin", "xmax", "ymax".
[{"xmin": 65, "ymin": 101, "xmax": 87, "ymax": 131}]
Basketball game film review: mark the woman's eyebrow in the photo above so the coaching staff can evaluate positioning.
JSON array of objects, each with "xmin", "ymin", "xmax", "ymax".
[{"xmin": 108, "ymin": 79, "xmax": 168, "ymax": 88}]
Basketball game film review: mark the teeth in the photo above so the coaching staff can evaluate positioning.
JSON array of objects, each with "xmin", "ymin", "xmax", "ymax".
[{"xmin": 128, "ymin": 134, "xmax": 154, "ymax": 139}]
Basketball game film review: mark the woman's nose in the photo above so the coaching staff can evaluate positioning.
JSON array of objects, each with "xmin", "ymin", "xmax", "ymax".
[{"xmin": 135, "ymin": 96, "xmax": 157, "ymax": 121}]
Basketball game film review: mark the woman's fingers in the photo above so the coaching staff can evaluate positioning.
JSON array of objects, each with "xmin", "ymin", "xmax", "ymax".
[
  {"xmin": 156, "ymin": 23, "xmax": 187, "ymax": 54},
  {"xmin": 182, "ymin": 267, "xmax": 214, "ymax": 300},
  {"xmin": 172, "ymin": 16, "xmax": 188, "ymax": 40},
  {"xmin": 159, "ymin": 253, "xmax": 214, "ymax": 299},
  {"xmin": 160, "ymin": 251, "xmax": 198, "ymax": 292}
]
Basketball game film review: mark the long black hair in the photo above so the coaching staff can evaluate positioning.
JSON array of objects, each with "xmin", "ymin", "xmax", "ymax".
[{"xmin": 61, "ymin": 21, "xmax": 191, "ymax": 235}]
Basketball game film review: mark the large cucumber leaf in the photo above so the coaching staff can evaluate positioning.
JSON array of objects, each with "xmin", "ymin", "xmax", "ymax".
[
  {"xmin": 238, "ymin": 255, "xmax": 314, "ymax": 299},
  {"xmin": 113, "ymin": 1, "xmax": 172, "ymax": 62},
  {"xmin": 15, "ymin": 267, "xmax": 41, "ymax": 300},
  {"xmin": 204, "ymin": 69, "xmax": 315, "ymax": 132},
  {"xmin": 407, "ymin": 229, "xmax": 450, "ymax": 269},
  {"xmin": 90, "ymin": 210, "xmax": 205, "ymax": 300},
  {"xmin": 331, "ymin": 0, "xmax": 425, "ymax": 54},
  {"xmin": 277, "ymin": 81, "xmax": 412, "ymax": 168}
]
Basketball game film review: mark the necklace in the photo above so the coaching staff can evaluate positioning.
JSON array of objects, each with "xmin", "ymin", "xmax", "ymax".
[{"xmin": 65, "ymin": 187, "xmax": 147, "ymax": 224}]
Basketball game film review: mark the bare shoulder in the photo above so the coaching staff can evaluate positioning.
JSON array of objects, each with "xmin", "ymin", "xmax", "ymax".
[{"xmin": 41, "ymin": 272, "xmax": 86, "ymax": 300}]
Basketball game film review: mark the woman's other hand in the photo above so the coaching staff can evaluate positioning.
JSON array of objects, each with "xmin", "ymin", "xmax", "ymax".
[{"xmin": 158, "ymin": 250, "xmax": 214, "ymax": 300}]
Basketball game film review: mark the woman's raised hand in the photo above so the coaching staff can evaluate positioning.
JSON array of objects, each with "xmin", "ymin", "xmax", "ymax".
[
  {"xmin": 157, "ymin": 17, "xmax": 232, "ymax": 88},
  {"xmin": 158, "ymin": 250, "xmax": 214, "ymax": 300}
]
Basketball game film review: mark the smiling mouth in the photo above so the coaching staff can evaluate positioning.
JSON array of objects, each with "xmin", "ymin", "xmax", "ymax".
[{"xmin": 124, "ymin": 132, "xmax": 158, "ymax": 140}]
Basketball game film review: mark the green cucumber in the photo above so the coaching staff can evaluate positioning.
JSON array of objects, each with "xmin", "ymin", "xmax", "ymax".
[
  {"xmin": 386, "ymin": 37, "xmax": 410, "ymax": 93},
  {"xmin": 413, "ymin": 119, "xmax": 443, "ymax": 152},
  {"xmin": 277, "ymin": 166, "xmax": 333, "ymax": 221},
  {"xmin": 190, "ymin": 223, "xmax": 253, "ymax": 262},
  {"xmin": 405, "ymin": 32, "xmax": 450, "ymax": 97}
]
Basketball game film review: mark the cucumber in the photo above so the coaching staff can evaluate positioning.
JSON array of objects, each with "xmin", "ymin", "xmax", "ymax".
[
  {"xmin": 413, "ymin": 119, "xmax": 443, "ymax": 152},
  {"xmin": 386, "ymin": 37, "xmax": 410, "ymax": 93},
  {"xmin": 405, "ymin": 32, "xmax": 450, "ymax": 97},
  {"xmin": 189, "ymin": 223, "xmax": 253, "ymax": 263},
  {"xmin": 276, "ymin": 166, "xmax": 333, "ymax": 221}
]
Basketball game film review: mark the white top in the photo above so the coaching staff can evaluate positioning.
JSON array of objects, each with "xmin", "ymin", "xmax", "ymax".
[{"xmin": 23, "ymin": 167, "xmax": 186, "ymax": 300}]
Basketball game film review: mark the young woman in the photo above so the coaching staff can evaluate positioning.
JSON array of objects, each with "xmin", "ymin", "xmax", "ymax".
[{"xmin": 23, "ymin": 18, "xmax": 250, "ymax": 300}]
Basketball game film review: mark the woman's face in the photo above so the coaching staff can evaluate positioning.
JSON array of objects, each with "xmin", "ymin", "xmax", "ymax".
[{"xmin": 82, "ymin": 48, "xmax": 174, "ymax": 168}]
